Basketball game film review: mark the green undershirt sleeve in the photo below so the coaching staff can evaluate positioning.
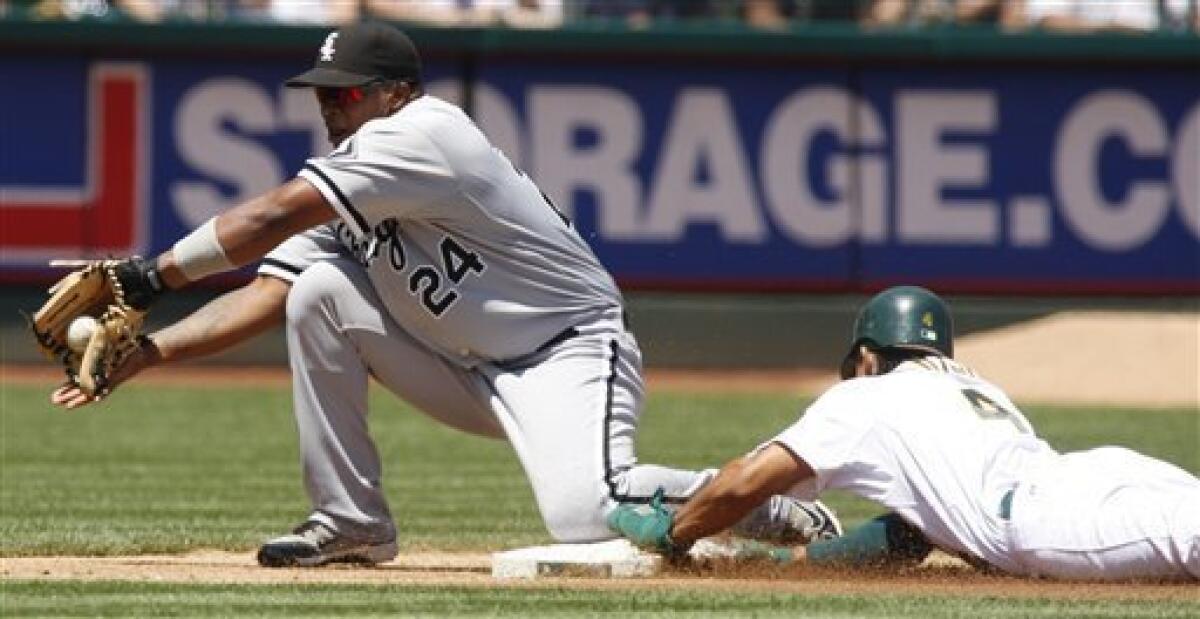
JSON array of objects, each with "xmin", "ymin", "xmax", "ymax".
[{"xmin": 805, "ymin": 512, "xmax": 933, "ymax": 567}]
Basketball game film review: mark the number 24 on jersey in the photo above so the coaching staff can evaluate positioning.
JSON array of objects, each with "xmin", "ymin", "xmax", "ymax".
[{"xmin": 408, "ymin": 236, "xmax": 486, "ymax": 317}]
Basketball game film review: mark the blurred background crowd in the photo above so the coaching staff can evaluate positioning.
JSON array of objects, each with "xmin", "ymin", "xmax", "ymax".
[{"xmin": 2, "ymin": 0, "xmax": 1197, "ymax": 33}]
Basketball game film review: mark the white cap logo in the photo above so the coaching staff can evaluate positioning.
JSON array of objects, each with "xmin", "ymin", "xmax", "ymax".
[{"xmin": 319, "ymin": 32, "xmax": 339, "ymax": 62}]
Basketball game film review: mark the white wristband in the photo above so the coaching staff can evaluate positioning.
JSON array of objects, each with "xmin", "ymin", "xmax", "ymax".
[{"xmin": 172, "ymin": 217, "xmax": 235, "ymax": 282}]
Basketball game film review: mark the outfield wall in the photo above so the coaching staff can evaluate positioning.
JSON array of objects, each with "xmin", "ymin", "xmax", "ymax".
[{"xmin": 1, "ymin": 21, "xmax": 1197, "ymax": 295}]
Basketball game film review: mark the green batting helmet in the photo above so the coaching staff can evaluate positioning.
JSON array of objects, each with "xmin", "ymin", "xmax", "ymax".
[{"xmin": 849, "ymin": 286, "xmax": 954, "ymax": 357}]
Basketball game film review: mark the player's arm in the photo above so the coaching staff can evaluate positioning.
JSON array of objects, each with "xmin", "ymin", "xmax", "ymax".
[
  {"xmin": 144, "ymin": 274, "xmax": 291, "ymax": 364},
  {"xmin": 672, "ymin": 441, "xmax": 933, "ymax": 567},
  {"xmin": 51, "ymin": 274, "xmax": 291, "ymax": 409},
  {"xmin": 155, "ymin": 179, "xmax": 334, "ymax": 291},
  {"xmin": 670, "ymin": 443, "xmax": 814, "ymax": 546}
]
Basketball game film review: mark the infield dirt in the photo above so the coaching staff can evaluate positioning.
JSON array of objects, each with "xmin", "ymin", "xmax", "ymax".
[
  {"xmin": 649, "ymin": 311, "xmax": 1200, "ymax": 408},
  {"xmin": 3, "ymin": 551, "xmax": 1197, "ymax": 602}
]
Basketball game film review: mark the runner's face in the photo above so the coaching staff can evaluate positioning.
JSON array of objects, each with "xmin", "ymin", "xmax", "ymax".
[{"xmin": 849, "ymin": 346, "xmax": 881, "ymax": 378}]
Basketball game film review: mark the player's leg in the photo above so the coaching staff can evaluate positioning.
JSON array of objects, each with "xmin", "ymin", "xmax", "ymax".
[
  {"xmin": 260, "ymin": 258, "xmax": 397, "ymax": 566},
  {"xmin": 262, "ymin": 257, "xmax": 501, "ymax": 567},
  {"xmin": 481, "ymin": 315, "xmax": 839, "ymax": 544},
  {"xmin": 477, "ymin": 316, "xmax": 708, "ymax": 542},
  {"xmin": 1009, "ymin": 446, "xmax": 1200, "ymax": 580}
]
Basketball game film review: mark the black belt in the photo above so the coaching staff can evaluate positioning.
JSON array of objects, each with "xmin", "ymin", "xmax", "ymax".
[
  {"xmin": 534, "ymin": 327, "xmax": 580, "ymax": 354},
  {"xmin": 525, "ymin": 311, "xmax": 627, "ymax": 360}
]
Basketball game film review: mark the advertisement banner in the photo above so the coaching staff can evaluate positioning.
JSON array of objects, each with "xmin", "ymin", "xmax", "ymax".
[
  {"xmin": 474, "ymin": 61, "xmax": 1199, "ymax": 293},
  {"xmin": 2, "ymin": 57, "xmax": 1196, "ymax": 293}
]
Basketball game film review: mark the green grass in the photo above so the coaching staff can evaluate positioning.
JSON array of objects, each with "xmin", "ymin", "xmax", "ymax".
[
  {"xmin": 1, "ymin": 383, "xmax": 1197, "ymax": 555},
  {"xmin": 0, "ymin": 383, "xmax": 544, "ymax": 555},
  {"xmin": 2, "ymin": 581, "xmax": 1197, "ymax": 618},
  {"xmin": 2, "ymin": 382, "xmax": 1197, "ymax": 616}
]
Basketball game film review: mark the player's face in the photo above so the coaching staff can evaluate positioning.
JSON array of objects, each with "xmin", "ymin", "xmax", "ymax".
[
  {"xmin": 840, "ymin": 345, "xmax": 880, "ymax": 380},
  {"xmin": 315, "ymin": 81, "xmax": 394, "ymax": 146}
]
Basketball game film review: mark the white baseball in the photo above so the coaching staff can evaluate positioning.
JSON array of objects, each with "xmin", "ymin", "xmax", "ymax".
[{"xmin": 66, "ymin": 316, "xmax": 99, "ymax": 353}]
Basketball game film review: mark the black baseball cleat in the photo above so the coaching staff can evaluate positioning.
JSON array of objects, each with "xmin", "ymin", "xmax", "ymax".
[{"xmin": 256, "ymin": 520, "xmax": 398, "ymax": 568}]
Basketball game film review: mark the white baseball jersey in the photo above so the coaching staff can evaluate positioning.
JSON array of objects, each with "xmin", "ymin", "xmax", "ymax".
[
  {"xmin": 772, "ymin": 358, "xmax": 1055, "ymax": 574},
  {"xmin": 267, "ymin": 95, "xmax": 622, "ymax": 366},
  {"xmin": 772, "ymin": 358, "xmax": 1200, "ymax": 579}
]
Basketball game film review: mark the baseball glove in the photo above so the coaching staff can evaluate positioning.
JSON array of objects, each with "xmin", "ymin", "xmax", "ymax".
[{"xmin": 30, "ymin": 258, "xmax": 162, "ymax": 397}]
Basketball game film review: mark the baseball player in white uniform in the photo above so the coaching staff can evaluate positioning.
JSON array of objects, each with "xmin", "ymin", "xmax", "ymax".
[
  {"xmin": 610, "ymin": 286, "xmax": 1199, "ymax": 580},
  {"xmin": 50, "ymin": 21, "xmax": 839, "ymax": 567}
]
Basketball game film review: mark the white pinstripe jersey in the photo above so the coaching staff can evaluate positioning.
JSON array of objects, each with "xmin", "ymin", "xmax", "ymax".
[{"xmin": 260, "ymin": 95, "xmax": 622, "ymax": 366}]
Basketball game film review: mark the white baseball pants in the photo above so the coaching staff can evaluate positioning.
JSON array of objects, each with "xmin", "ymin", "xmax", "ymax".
[
  {"xmin": 284, "ymin": 258, "xmax": 710, "ymax": 543},
  {"xmin": 1008, "ymin": 446, "xmax": 1200, "ymax": 580}
]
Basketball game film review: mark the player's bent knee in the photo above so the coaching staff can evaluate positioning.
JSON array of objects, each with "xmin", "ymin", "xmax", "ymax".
[
  {"xmin": 540, "ymin": 502, "xmax": 614, "ymax": 543},
  {"xmin": 285, "ymin": 262, "xmax": 354, "ymax": 327}
]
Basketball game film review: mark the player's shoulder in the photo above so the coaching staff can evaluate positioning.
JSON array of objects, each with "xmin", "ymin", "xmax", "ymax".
[
  {"xmin": 354, "ymin": 96, "xmax": 476, "ymax": 154},
  {"xmin": 884, "ymin": 360, "xmax": 1017, "ymax": 408},
  {"xmin": 365, "ymin": 96, "xmax": 464, "ymax": 132},
  {"xmin": 813, "ymin": 367, "xmax": 946, "ymax": 409},
  {"xmin": 807, "ymin": 378, "xmax": 879, "ymax": 415},
  {"xmin": 786, "ymin": 378, "xmax": 884, "ymax": 442}
]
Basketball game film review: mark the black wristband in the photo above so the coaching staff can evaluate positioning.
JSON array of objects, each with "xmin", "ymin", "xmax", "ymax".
[
  {"xmin": 661, "ymin": 528, "xmax": 693, "ymax": 560},
  {"xmin": 114, "ymin": 257, "xmax": 166, "ymax": 311}
]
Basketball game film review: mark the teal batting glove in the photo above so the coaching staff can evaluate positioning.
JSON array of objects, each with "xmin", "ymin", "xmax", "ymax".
[{"xmin": 607, "ymin": 488, "xmax": 687, "ymax": 556}]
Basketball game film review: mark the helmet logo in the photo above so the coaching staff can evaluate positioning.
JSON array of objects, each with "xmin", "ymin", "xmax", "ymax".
[
  {"xmin": 920, "ymin": 311, "xmax": 938, "ymax": 342},
  {"xmin": 319, "ymin": 32, "xmax": 339, "ymax": 62}
]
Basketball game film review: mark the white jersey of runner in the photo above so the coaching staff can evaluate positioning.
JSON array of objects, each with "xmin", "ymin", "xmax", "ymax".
[
  {"xmin": 267, "ymin": 94, "xmax": 621, "ymax": 366},
  {"xmin": 772, "ymin": 358, "xmax": 1200, "ymax": 579},
  {"xmin": 773, "ymin": 358, "xmax": 1046, "ymax": 574}
]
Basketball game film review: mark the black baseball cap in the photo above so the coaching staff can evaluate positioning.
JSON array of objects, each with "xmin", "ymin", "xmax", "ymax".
[{"xmin": 285, "ymin": 21, "xmax": 422, "ymax": 88}]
